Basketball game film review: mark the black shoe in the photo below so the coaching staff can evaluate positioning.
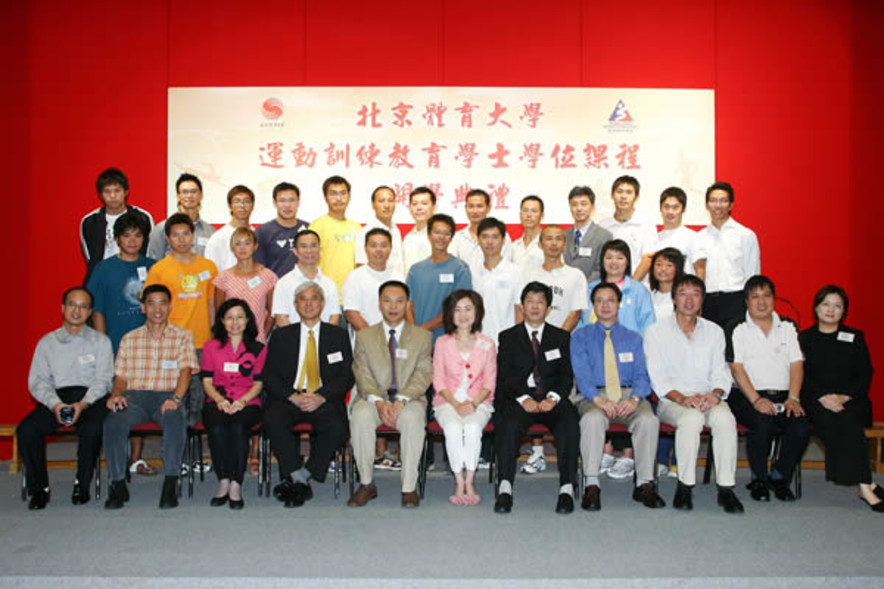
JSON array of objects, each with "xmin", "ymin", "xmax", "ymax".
[
  {"xmin": 771, "ymin": 479, "xmax": 796, "ymax": 502},
  {"xmin": 71, "ymin": 482, "xmax": 90, "ymax": 505},
  {"xmin": 581, "ymin": 485, "xmax": 601, "ymax": 511},
  {"xmin": 632, "ymin": 482, "xmax": 666, "ymax": 509},
  {"xmin": 159, "ymin": 476, "xmax": 179, "ymax": 509},
  {"xmin": 873, "ymin": 484, "xmax": 884, "ymax": 502},
  {"xmin": 673, "ymin": 482, "xmax": 693, "ymax": 510},
  {"xmin": 28, "ymin": 489, "xmax": 49, "ymax": 510},
  {"xmin": 494, "ymin": 492, "xmax": 513, "ymax": 514},
  {"xmin": 210, "ymin": 494, "xmax": 228, "ymax": 507},
  {"xmin": 273, "ymin": 475, "xmax": 294, "ymax": 502},
  {"xmin": 556, "ymin": 493, "xmax": 574, "ymax": 514},
  {"xmin": 105, "ymin": 481, "xmax": 129, "ymax": 510},
  {"xmin": 746, "ymin": 479, "xmax": 770, "ymax": 502},
  {"xmin": 229, "ymin": 497, "xmax": 245, "ymax": 510},
  {"xmin": 718, "ymin": 487, "xmax": 745, "ymax": 514},
  {"xmin": 284, "ymin": 482, "xmax": 313, "ymax": 508}
]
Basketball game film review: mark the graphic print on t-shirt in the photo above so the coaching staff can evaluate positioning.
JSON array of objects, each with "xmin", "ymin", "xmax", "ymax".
[{"xmin": 179, "ymin": 273, "xmax": 201, "ymax": 299}]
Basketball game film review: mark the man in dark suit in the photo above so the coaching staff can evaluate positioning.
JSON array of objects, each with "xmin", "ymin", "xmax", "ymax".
[
  {"xmin": 494, "ymin": 281, "xmax": 581, "ymax": 514},
  {"xmin": 263, "ymin": 281, "xmax": 353, "ymax": 508}
]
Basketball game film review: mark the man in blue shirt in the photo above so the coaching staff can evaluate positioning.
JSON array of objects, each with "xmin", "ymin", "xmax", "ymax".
[{"xmin": 570, "ymin": 282, "xmax": 664, "ymax": 511}]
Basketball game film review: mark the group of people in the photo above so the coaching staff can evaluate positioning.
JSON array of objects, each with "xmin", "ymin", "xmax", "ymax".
[{"xmin": 17, "ymin": 169, "xmax": 877, "ymax": 517}]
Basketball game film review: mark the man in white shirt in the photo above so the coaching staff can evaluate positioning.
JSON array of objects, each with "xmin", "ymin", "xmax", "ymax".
[
  {"xmin": 562, "ymin": 186, "xmax": 613, "ymax": 283},
  {"xmin": 598, "ymin": 176, "xmax": 657, "ymax": 281},
  {"xmin": 508, "ymin": 195, "xmax": 545, "ymax": 271},
  {"xmin": 204, "ymin": 185, "xmax": 255, "ymax": 272},
  {"xmin": 471, "ymin": 217, "xmax": 524, "ymax": 341},
  {"xmin": 272, "ymin": 230, "xmax": 341, "ymax": 327},
  {"xmin": 344, "ymin": 228, "xmax": 405, "ymax": 335},
  {"xmin": 401, "ymin": 186, "xmax": 437, "ymax": 275},
  {"xmin": 698, "ymin": 182, "xmax": 761, "ymax": 329},
  {"xmin": 653, "ymin": 187, "xmax": 706, "ymax": 279},
  {"xmin": 354, "ymin": 186, "xmax": 404, "ymax": 276},
  {"xmin": 450, "ymin": 188, "xmax": 512, "ymax": 268},
  {"xmin": 644, "ymin": 274, "xmax": 744, "ymax": 513},
  {"xmin": 726, "ymin": 275, "xmax": 809, "ymax": 502},
  {"xmin": 525, "ymin": 225, "xmax": 587, "ymax": 333}
]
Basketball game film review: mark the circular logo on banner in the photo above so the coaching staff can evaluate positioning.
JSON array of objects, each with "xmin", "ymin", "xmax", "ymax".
[{"xmin": 261, "ymin": 98, "xmax": 284, "ymax": 120}]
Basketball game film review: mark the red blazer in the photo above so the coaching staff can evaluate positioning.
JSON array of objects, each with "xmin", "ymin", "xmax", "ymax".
[{"xmin": 432, "ymin": 332, "xmax": 497, "ymax": 408}]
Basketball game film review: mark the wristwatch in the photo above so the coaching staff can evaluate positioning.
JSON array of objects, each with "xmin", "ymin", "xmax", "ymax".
[{"xmin": 170, "ymin": 395, "xmax": 183, "ymax": 405}]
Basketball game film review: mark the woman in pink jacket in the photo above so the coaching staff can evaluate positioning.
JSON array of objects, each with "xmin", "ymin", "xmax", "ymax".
[{"xmin": 433, "ymin": 289, "xmax": 496, "ymax": 506}]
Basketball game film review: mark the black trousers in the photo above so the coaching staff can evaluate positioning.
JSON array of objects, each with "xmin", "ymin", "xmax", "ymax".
[
  {"xmin": 263, "ymin": 398, "xmax": 347, "ymax": 483},
  {"xmin": 17, "ymin": 387, "xmax": 109, "ymax": 494},
  {"xmin": 202, "ymin": 402, "xmax": 262, "ymax": 484},
  {"xmin": 703, "ymin": 290, "xmax": 746, "ymax": 330},
  {"xmin": 807, "ymin": 397, "xmax": 872, "ymax": 486},
  {"xmin": 495, "ymin": 397, "xmax": 580, "ymax": 486},
  {"xmin": 728, "ymin": 389, "xmax": 810, "ymax": 481}
]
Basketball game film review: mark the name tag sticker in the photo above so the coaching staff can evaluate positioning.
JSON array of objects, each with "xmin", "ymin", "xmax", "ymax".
[
  {"xmin": 578, "ymin": 247, "xmax": 593, "ymax": 257},
  {"xmin": 136, "ymin": 266, "xmax": 147, "ymax": 280},
  {"xmin": 439, "ymin": 273, "xmax": 454, "ymax": 283},
  {"xmin": 545, "ymin": 348, "xmax": 561, "ymax": 361},
  {"xmin": 78, "ymin": 354, "xmax": 95, "ymax": 365},
  {"xmin": 223, "ymin": 362, "xmax": 239, "ymax": 373},
  {"xmin": 198, "ymin": 270, "xmax": 211, "ymax": 281},
  {"xmin": 619, "ymin": 352, "xmax": 634, "ymax": 363},
  {"xmin": 247, "ymin": 276, "xmax": 262, "ymax": 289},
  {"xmin": 837, "ymin": 331, "xmax": 855, "ymax": 343},
  {"xmin": 395, "ymin": 349, "xmax": 409, "ymax": 359},
  {"xmin": 478, "ymin": 339, "xmax": 491, "ymax": 351},
  {"xmin": 625, "ymin": 297, "xmax": 633, "ymax": 305},
  {"xmin": 161, "ymin": 360, "xmax": 179, "ymax": 370},
  {"xmin": 327, "ymin": 351, "xmax": 343, "ymax": 364},
  {"xmin": 197, "ymin": 237, "xmax": 210, "ymax": 246}
]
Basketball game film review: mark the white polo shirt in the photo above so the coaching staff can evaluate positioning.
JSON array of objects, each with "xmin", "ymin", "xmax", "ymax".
[
  {"xmin": 524, "ymin": 264, "xmax": 588, "ymax": 329},
  {"xmin": 657, "ymin": 225, "xmax": 706, "ymax": 275},
  {"xmin": 450, "ymin": 227, "xmax": 512, "ymax": 269},
  {"xmin": 698, "ymin": 217, "xmax": 760, "ymax": 293},
  {"xmin": 271, "ymin": 265, "xmax": 341, "ymax": 324},
  {"xmin": 470, "ymin": 258, "xmax": 525, "ymax": 341},
  {"xmin": 354, "ymin": 217, "xmax": 404, "ymax": 276},
  {"xmin": 402, "ymin": 226, "xmax": 432, "ymax": 276},
  {"xmin": 342, "ymin": 264, "xmax": 405, "ymax": 328},
  {"xmin": 729, "ymin": 311, "xmax": 803, "ymax": 391},
  {"xmin": 507, "ymin": 233, "xmax": 544, "ymax": 271}
]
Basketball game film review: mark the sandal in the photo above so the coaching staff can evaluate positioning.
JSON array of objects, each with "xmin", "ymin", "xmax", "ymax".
[
  {"xmin": 249, "ymin": 458, "xmax": 259, "ymax": 477},
  {"xmin": 129, "ymin": 459, "xmax": 157, "ymax": 476}
]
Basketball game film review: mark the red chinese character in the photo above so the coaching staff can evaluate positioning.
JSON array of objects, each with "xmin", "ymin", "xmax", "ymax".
[
  {"xmin": 356, "ymin": 102, "xmax": 382, "ymax": 128},
  {"xmin": 520, "ymin": 102, "xmax": 544, "ymax": 128},
  {"xmin": 393, "ymin": 183, "xmax": 413, "ymax": 206},
  {"xmin": 452, "ymin": 183, "xmax": 472, "ymax": 208},
  {"xmin": 487, "ymin": 102, "xmax": 512, "ymax": 128},
  {"xmin": 488, "ymin": 183, "xmax": 510, "ymax": 210},
  {"xmin": 356, "ymin": 143, "xmax": 382, "ymax": 168},
  {"xmin": 519, "ymin": 143, "xmax": 543, "ymax": 169},
  {"xmin": 488, "ymin": 143, "xmax": 511, "ymax": 168},
  {"xmin": 455, "ymin": 142, "xmax": 478, "ymax": 169},
  {"xmin": 291, "ymin": 142, "xmax": 317, "ymax": 168},
  {"xmin": 388, "ymin": 142, "xmax": 415, "ymax": 169},
  {"xmin": 616, "ymin": 144, "xmax": 641, "ymax": 169},
  {"xmin": 422, "ymin": 102, "xmax": 447, "ymax": 127},
  {"xmin": 421, "ymin": 142, "xmax": 447, "ymax": 169},
  {"xmin": 391, "ymin": 102, "xmax": 414, "ymax": 128},
  {"xmin": 551, "ymin": 144, "xmax": 577, "ymax": 168},
  {"xmin": 259, "ymin": 142, "xmax": 284, "ymax": 169},
  {"xmin": 454, "ymin": 102, "xmax": 479, "ymax": 128},
  {"xmin": 583, "ymin": 144, "xmax": 609, "ymax": 169},
  {"xmin": 324, "ymin": 143, "xmax": 350, "ymax": 167},
  {"xmin": 427, "ymin": 182, "xmax": 444, "ymax": 199}
]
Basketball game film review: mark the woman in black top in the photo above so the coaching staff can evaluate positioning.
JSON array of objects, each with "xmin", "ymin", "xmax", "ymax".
[{"xmin": 799, "ymin": 285, "xmax": 880, "ymax": 511}]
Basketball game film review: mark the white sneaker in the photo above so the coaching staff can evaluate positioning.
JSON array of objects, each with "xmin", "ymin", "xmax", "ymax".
[
  {"xmin": 600, "ymin": 453, "xmax": 616, "ymax": 474},
  {"xmin": 667, "ymin": 465, "xmax": 679, "ymax": 478},
  {"xmin": 477, "ymin": 457, "xmax": 490, "ymax": 471},
  {"xmin": 607, "ymin": 457, "xmax": 635, "ymax": 480},
  {"xmin": 656, "ymin": 463, "xmax": 670, "ymax": 479},
  {"xmin": 520, "ymin": 454, "xmax": 547, "ymax": 474}
]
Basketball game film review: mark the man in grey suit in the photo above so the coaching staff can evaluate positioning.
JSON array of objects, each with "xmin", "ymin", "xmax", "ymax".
[
  {"xmin": 562, "ymin": 185, "xmax": 613, "ymax": 283},
  {"xmin": 349, "ymin": 280, "xmax": 433, "ymax": 508}
]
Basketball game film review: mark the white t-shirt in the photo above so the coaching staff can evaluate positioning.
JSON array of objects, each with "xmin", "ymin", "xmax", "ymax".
[
  {"xmin": 657, "ymin": 225, "xmax": 706, "ymax": 275},
  {"xmin": 271, "ymin": 265, "xmax": 341, "ymax": 324},
  {"xmin": 203, "ymin": 224, "xmax": 238, "ymax": 272},
  {"xmin": 103, "ymin": 212, "xmax": 123, "ymax": 258},
  {"xmin": 342, "ymin": 264, "xmax": 405, "ymax": 329},
  {"xmin": 524, "ymin": 265, "xmax": 588, "ymax": 329},
  {"xmin": 507, "ymin": 233, "xmax": 544, "ymax": 271},
  {"xmin": 470, "ymin": 258, "xmax": 525, "ymax": 342},
  {"xmin": 599, "ymin": 212, "xmax": 658, "ymax": 273},
  {"xmin": 651, "ymin": 289, "xmax": 674, "ymax": 322},
  {"xmin": 353, "ymin": 217, "xmax": 404, "ymax": 276},
  {"xmin": 450, "ymin": 227, "xmax": 512, "ymax": 269}
]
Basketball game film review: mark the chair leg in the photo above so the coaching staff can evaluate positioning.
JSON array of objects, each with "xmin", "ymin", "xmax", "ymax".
[
  {"xmin": 418, "ymin": 433, "xmax": 428, "ymax": 499},
  {"xmin": 94, "ymin": 452, "xmax": 101, "ymax": 502},
  {"xmin": 20, "ymin": 464, "xmax": 27, "ymax": 502},
  {"xmin": 263, "ymin": 433, "xmax": 271, "ymax": 498},
  {"xmin": 257, "ymin": 431, "xmax": 264, "ymax": 497},
  {"xmin": 348, "ymin": 443, "xmax": 356, "ymax": 498},
  {"xmin": 198, "ymin": 433, "xmax": 205, "ymax": 483},
  {"xmin": 334, "ymin": 447, "xmax": 341, "ymax": 499},
  {"xmin": 702, "ymin": 435, "xmax": 714, "ymax": 485}
]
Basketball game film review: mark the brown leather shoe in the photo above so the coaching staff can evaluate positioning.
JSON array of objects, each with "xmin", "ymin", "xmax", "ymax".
[
  {"xmin": 347, "ymin": 484, "xmax": 378, "ymax": 507},
  {"xmin": 401, "ymin": 490, "xmax": 420, "ymax": 508},
  {"xmin": 581, "ymin": 484, "xmax": 601, "ymax": 511}
]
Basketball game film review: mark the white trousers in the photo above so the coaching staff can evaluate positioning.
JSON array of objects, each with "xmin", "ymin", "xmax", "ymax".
[
  {"xmin": 434, "ymin": 404, "xmax": 491, "ymax": 473},
  {"xmin": 658, "ymin": 401, "xmax": 737, "ymax": 486}
]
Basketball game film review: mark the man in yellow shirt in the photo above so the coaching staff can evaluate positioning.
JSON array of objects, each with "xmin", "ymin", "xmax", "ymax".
[{"xmin": 309, "ymin": 176, "xmax": 361, "ymax": 298}]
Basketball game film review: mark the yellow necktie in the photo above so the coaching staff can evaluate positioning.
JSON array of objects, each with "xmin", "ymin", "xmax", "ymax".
[
  {"xmin": 297, "ymin": 329, "xmax": 321, "ymax": 394},
  {"xmin": 604, "ymin": 329, "xmax": 621, "ymax": 401}
]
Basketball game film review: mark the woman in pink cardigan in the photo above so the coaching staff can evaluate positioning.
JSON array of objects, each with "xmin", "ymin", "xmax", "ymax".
[{"xmin": 433, "ymin": 289, "xmax": 496, "ymax": 505}]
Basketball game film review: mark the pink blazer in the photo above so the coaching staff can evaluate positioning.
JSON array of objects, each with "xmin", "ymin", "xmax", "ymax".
[{"xmin": 432, "ymin": 333, "xmax": 497, "ymax": 408}]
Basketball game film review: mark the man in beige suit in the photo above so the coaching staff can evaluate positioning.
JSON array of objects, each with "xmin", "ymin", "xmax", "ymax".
[{"xmin": 349, "ymin": 280, "xmax": 433, "ymax": 507}]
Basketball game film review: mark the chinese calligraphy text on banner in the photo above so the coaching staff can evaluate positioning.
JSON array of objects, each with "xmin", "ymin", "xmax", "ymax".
[{"xmin": 168, "ymin": 87, "xmax": 714, "ymax": 225}]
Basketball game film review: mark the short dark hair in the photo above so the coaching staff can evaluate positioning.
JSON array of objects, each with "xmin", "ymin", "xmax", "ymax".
[
  {"xmin": 371, "ymin": 185, "xmax": 395, "ymax": 203},
  {"xmin": 113, "ymin": 212, "xmax": 148, "ymax": 240},
  {"xmin": 164, "ymin": 212, "xmax": 195, "ymax": 236},
  {"xmin": 466, "ymin": 188, "xmax": 490, "ymax": 206},
  {"xmin": 227, "ymin": 185, "xmax": 255, "ymax": 206},
  {"xmin": 62, "ymin": 286, "xmax": 93, "ymax": 308},
  {"xmin": 294, "ymin": 229, "xmax": 320, "ymax": 247},
  {"xmin": 442, "ymin": 289, "xmax": 484, "ymax": 335},
  {"xmin": 429, "ymin": 213, "xmax": 456, "ymax": 235},
  {"xmin": 96, "ymin": 168, "xmax": 128, "ymax": 195},
  {"xmin": 176, "ymin": 173, "xmax": 202, "ymax": 193},
  {"xmin": 273, "ymin": 181, "xmax": 300, "ymax": 200},
  {"xmin": 599, "ymin": 239, "xmax": 633, "ymax": 281},
  {"xmin": 520, "ymin": 281, "xmax": 553, "ymax": 306},
  {"xmin": 706, "ymin": 181, "xmax": 734, "ymax": 204},
  {"xmin": 477, "ymin": 217, "xmax": 506, "ymax": 239},
  {"xmin": 660, "ymin": 186, "xmax": 687, "ymax": 209},
  {"xmin": 364, "ymin": 227, "xmax": 392, "ymax": 247},
  {"xmin": 612, "ymin": 175, "xmax": 640, "ymax": 196},
  {"xmin": 649, "ymin": 247, "xmax": 685, "ymax": 292},
  {"xmin": 812, "ymin": 284, "xmax": 849, "ymax": 324},
  {"xmin": 141, "ymin": 283, "xmax": 171, "ymax": 303},
  {"xmin": 672, "ymin": 274, "xmax": 706, "ymax": 301},
  {"xmin": 591, "ymin": 282, "xmax": 623, "ymax": 303},
  {"xmin": 744, "ymin": 275, "xmax": 775, "ymax": 299},
  {"xmin": 323, "ymin": 175, "xmax": 351, "ymax": 197},
  {"xmin": 568, "ymin": 186, "xmax": 595, "ymax": 204},
  {"xmin": 212, "ymin": 298, "xmax": 259, "ymax": 345},
  {"xmin": 409, "ymin": 186, "xmax": 437, "ymax": 205},
  {"xmin": 520, "ymin": 195, "xmax": 545, "ymax": 212},
  {"xmin": 379, "ymin": 280, "xmax": 409, "ymax": 299}
]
